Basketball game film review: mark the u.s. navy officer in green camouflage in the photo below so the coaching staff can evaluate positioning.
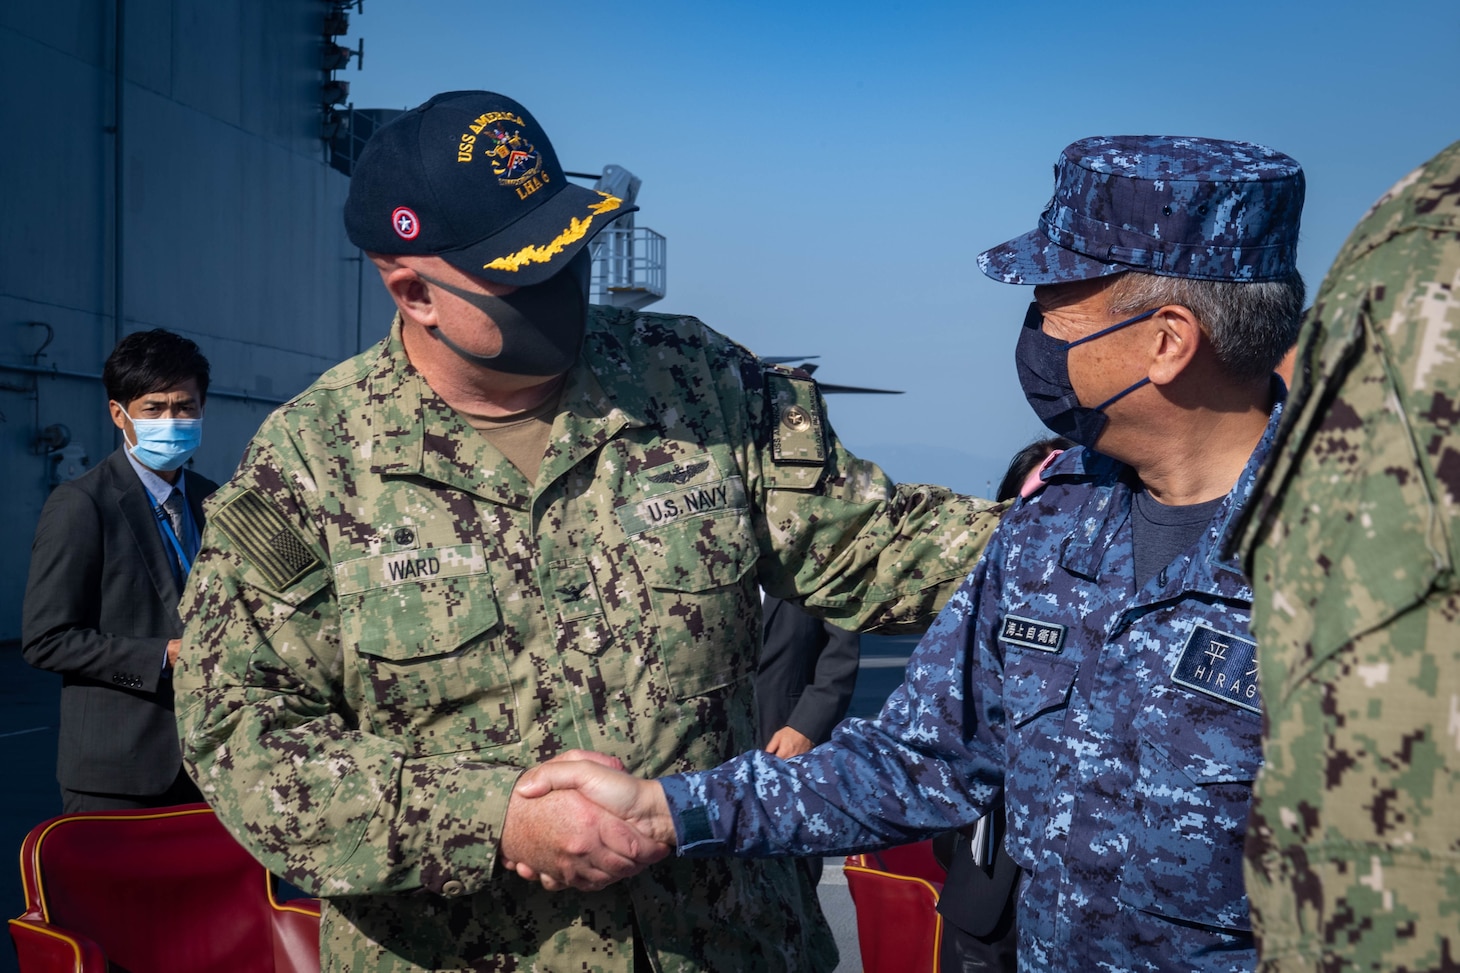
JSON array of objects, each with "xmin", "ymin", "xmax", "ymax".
[
  {"xmin": 173, "ymin": 90, "xmax": 1002, "ymax": 972},
  {"xmin": 1232, "ymin": 139, "xmax": 1460, "ymax": 972}
]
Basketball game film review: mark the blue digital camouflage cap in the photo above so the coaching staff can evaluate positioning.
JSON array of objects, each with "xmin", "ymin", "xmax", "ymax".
[{"xmin": 977, "ymin": 135, "xmax": 1304, "ymax": 284}]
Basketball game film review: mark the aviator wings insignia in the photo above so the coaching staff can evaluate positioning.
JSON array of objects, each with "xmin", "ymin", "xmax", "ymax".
[{"xmin": 646, "ymin": 461, "xmax": 710, "ymax": 485}]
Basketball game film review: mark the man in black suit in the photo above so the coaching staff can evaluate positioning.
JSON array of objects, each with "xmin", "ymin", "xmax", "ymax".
[
  {"xmin": 23, "ymin": 329, "xmax": 217, "ymax": 812},
  {"xmin": 756, "ymin": 595, "xmax": 861, "ymax": 759}
]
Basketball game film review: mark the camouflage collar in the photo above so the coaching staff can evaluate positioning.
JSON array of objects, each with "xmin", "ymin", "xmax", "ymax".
[
  {"xmin": 365, "ymin": 312, "xmax": 651, "ymax": 504},
  {"xmin": 1055, "ymin": 390, "xmax": 1285, "ymax": 596}
]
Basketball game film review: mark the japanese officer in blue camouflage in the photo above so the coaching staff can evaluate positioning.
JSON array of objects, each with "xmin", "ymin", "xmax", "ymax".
[
  {"xmin": 515, "ymin": 135, "xmax": 1308, "ymax": 972},
  {"xmin": 171, "ymin": 90, "xmax": 1003, "ymax": 973}
]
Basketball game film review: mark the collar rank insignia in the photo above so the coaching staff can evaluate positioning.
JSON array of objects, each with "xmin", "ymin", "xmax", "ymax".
[
  {"xmin": 998, "ymin": 613, "xmax": 1066, "ymax": 653},
  {"xmin": 1171, "ymin": 624, "xmax": 1260, "ymax": 714},
  {"xmin": 646, "ymin": 461, "xmax": 709, "ymax": 485}
]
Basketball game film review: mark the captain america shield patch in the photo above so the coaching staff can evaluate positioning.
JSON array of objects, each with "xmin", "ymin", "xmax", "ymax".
[{"xmin": 392, "ymin": 206, "xmax": 420, "ymax": 240}]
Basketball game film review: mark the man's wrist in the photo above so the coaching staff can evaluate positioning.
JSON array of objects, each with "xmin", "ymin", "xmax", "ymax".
[
  {"xmin": 655, "ymin": 775, "xmax": 723, "ymax": 853},
  {"xmin": 641, "ymin": 781, "xmax": 677, "ymax": 847}
]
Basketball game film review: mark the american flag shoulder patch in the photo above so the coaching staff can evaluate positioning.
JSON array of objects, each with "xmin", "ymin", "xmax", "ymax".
[{"xmin": 213, "ymin": 489, "xmax": 321, "ymax": 591}]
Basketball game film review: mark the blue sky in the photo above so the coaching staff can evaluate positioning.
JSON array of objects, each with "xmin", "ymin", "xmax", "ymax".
[{"xmin": 345, "ymin": 0, "xmax": 1458, "ymax": 495}]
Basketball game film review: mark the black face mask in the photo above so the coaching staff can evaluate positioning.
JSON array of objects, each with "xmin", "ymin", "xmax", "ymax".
[
  {"xmin": 1014, "ymin": 301, "xmax": 1157, "ymax": 449},
  {"xmin": 416, "ymin": 249, "xmax": 591, "ymax": 377}
]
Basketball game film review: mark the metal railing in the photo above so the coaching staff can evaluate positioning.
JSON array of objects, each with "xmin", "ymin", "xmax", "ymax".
[{"xmin": 590, "ymin": 223, "xmax": 666, "ymax": 310}]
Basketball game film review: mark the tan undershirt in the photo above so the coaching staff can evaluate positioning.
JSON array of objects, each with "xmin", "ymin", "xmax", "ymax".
[{"xmin": 457, "ymin": 386, "xmax": 562, "ymax": 483}]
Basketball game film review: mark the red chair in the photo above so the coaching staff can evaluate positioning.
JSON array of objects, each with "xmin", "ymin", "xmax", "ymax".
[
  {"xmin": 8, "ymin": 803, "xmax": 321, "ymax": 973},
  {"xmin": 844, "ymin": 839, "xmax": 946, "ymax": 973}
]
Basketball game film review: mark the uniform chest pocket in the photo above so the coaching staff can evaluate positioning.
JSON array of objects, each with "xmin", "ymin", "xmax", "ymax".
[
  {"xmin": 619, "ymin": 480, "xmax": 760, "ymax": 700},
  {"xmin": 1003, "ymin": 652, "xmax": 1077, "ymax": 728},
  {"xmin": 1002, "ymin": 652, "xmax": 1079, "ymax": 877},
  {"xmin": 1119, "ymin": 706, "xmax": 1263, "ymax": 933},
  {"xmin": 336, "ymin": 546, "xmax": 518, "ymax": 756}
]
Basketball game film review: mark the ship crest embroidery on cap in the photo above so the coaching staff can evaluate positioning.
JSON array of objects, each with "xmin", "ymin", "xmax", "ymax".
[
  {"xmin": 454, "ymin": 111, "xmax": 527, "ymax": 164},
  {"xmin": 454, "ymin": 110, "xmax": 549, "ymax": 201},
  {"xmin": 452, "ymin": 113, "xmax": 546, "ymax": 185},
  {"xmin": 486, "ymin": 124, "xmax": 541, "ymax": 186}
]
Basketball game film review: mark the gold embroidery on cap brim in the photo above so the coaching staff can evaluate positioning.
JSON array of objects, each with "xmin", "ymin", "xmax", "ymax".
[{"xmin": 483, "ymin": 193, "xmax": 623, "ymax": 273}]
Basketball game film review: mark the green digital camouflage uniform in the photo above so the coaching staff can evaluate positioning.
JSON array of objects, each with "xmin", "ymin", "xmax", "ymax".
[
  {"xmin": 175, "ymin": 306, "xmax": 1001, "ymax": 973},
  {"xmin": 1234, "ymin": 140, "xmax": 1460, "ymax": 971}
]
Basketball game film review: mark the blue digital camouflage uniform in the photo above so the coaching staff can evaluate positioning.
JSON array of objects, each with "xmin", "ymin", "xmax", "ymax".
[
  {"xmin": 662, "ymin": 400, "xmax": 1286, "ymax": 973},
  {"xmin": 174, "ymin": 306, "xmax": 1001, "ymax": 973}
]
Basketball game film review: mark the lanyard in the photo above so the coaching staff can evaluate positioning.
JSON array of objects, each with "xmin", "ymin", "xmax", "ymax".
[{"xmin": 153, "ymin": 502, "xmax": 194, "ymax": 578}]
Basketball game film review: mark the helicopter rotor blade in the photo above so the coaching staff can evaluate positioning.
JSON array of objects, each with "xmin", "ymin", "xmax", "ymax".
[{"xmin": 818, "ymin": 383, "xmax": 903, "ymax": 395}]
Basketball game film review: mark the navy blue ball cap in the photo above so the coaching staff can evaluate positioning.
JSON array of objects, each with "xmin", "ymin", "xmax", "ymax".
[
  {"xmin": 977, "ymin": 135, "xmax": 1304, "ymax": 284},
  {"xmin": 344, "ymin": 90, "xmax": 637, "ymax": 286}
]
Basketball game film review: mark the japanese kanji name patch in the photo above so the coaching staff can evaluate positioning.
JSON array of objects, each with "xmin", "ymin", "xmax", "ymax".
[
  {"xmin": 998, "ymin": 613, "xmax": 1067, "ymax": 653},
  {"xmin": 1171, "ymin": 624, "xmax": 1261, "ymax": 713}
]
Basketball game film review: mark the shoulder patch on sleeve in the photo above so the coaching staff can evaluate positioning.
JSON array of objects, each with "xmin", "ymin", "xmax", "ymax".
[
  {"xmin": 213, "ymin": 489, "xmax": 322, "ymax": 590},
  {"xmin": 763, "ymin": 370, "xmax": 828, "ymax": 491}
]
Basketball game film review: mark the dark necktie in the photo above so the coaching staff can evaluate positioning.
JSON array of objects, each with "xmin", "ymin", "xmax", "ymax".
[
  {"xmin": 162, "ymin": 491, "xmax": 187, "ymax": 544},
  {"xmin": 162, "ymin": 491, "xmax": 191, "ymax": 580}
]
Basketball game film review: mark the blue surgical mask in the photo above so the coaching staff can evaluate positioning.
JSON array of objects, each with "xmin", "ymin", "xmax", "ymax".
[
  {"xmin": 125, "ymin": 417, "xmax": 203, "ymax": 471},
  {"xmin": 1014, "ymin": 302, "xmax": 1158, "ymax": 449}
]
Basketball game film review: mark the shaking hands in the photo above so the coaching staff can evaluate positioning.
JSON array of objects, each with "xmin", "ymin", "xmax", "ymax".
[{"xmin": 501, "ymin": 750, "xmax": 676, "ymax": 892}]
